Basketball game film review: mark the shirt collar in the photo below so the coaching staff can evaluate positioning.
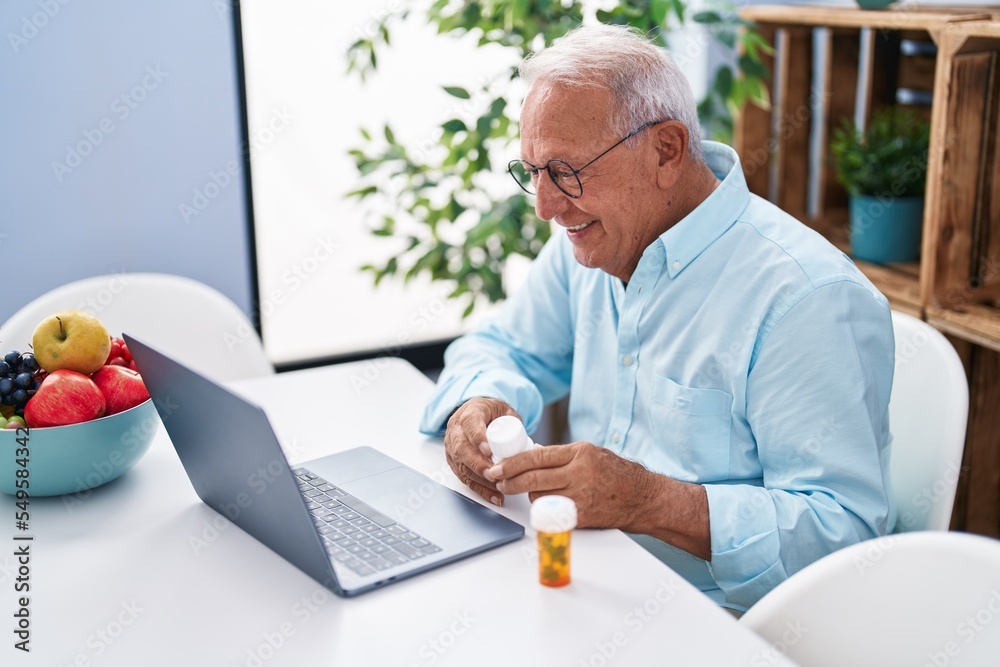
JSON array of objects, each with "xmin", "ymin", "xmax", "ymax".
[{"xmin": 660, "ymin": 141, "xmax": 751, "ymax": 279}]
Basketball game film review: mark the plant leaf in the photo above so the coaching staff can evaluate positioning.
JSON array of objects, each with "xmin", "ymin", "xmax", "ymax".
[
  {"xmin": 345, "ymin": 185, "xmax": 378, "ymax": 198},
  {"xmin": 693, "ymin": 10, "xmax": 723, "ymax": 24},
  {"xmin": 669, "ymin": 0, "xmax": 686, "ymax": 23},
  {"xmin": 651, "ymin": 0, "xmax": 669, "ymax": 26},
  {"xmin": 443, "ymin": 86, "xmax": 471, "ymax": 99}
]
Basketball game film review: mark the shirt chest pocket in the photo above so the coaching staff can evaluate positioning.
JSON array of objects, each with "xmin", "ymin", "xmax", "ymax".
[{"xmin": 649, "ymin": 375, "xmax": 733, "ymax": 482}]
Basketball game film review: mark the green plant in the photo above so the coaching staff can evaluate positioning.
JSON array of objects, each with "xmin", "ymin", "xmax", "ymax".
[
  {"xmin": 830, "ymin": 106, "xmax": 931, "ymax": 199},
  {"xmin": 346, "ymin": 1, "xmax": 771, "ymax": 316}
]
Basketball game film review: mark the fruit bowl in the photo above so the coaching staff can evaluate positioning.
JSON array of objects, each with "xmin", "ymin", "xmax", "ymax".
[{"xmin": 0, "ymin": 399, "xmax": 158, "ymax": 497}]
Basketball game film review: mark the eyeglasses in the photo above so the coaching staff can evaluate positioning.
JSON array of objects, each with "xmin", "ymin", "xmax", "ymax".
[{"xmin": 507, "ymin": 119, "xmax": 667, "ymax": 199}]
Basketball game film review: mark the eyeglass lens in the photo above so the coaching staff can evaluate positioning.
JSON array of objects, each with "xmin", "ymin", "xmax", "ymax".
[{"xmin": 508, "ymin": 160, "xmax": 583, "ymax": 198}]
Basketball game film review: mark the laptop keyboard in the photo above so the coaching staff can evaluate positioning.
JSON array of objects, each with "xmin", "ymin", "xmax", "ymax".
[{"xmin": 294, "ymin": 468, "xmax": 442, "ymax": 577}]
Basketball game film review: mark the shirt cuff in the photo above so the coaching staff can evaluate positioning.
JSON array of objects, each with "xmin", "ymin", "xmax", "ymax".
[
  {"xmin": 419, "ymin": 370, "xmax": 544, "ymax": 436},
  {"xmin": 704, "ymin": 483, "xmax": 788, "ymax": 610}
]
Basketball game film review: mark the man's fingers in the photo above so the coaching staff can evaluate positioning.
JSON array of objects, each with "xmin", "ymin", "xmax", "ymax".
[
  {"xmin": 456, "ymin": 414, "xmax": 491, "ymax": 461},
  {"xmin": 449, "ymin": 459, "xmax": 503, "ymax": 506},
  {"xmin": 446, "ymin": 421, "xmax": 493, "ymax": 475},
  {"xmin": 457, "ymin": 418, "xmax": 488, "ymax": 458},
  {"xmin": 456, "ymin": 398, "xmax": 521, "ymax": 460},
  {"xmin": 457, "ymin": 408, "xmax": 503, "ymax": 460},
  {"xmin": 456, "ymin": 460, "xmax": 496, "ymax": 491},
  {"xmin": 491, "ymin": 443, "xmax": 587, "ymax": 495},
  {"xmin": 499, "ymin": 467, "xmax": 571, "ymax": 496},
  {"xmin": 446, "ymin": 438, "xmax": 492, "ymax": 483},
  {"xmin": 443, "ymin": 397, "xmax": 521, "ymax": 504},
  {"xmin": 490, "ymin": 443, "xmax": 576, "ymax": 480},
  {"xmin": 446, "ymin": 438, "xmax": 498, "ymax": 495},
  {"xmin": 466, "ymin": 477, "xmax": 505, "ymax": 507}
]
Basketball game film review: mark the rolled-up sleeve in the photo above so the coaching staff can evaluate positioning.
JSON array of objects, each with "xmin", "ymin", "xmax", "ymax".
[{"xmin": 705, "ymin": 280, "xmax": 895, "ymax": 609}]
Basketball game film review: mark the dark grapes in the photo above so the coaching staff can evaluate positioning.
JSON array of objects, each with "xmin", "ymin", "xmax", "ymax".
[
  {"xmin": 1, "ymin": 350, "xmax": 45, "ymax": 415},
  {"xmin": 10, "ymin": 389, "xmax": 28, "ymax": 407},
  {"xmin": 19, "ymin": 353, "xmax": 39, "ymax": 374},
  {"xmin": 14, "ymin": 372, "xmax": 33, "ymax": 390}
]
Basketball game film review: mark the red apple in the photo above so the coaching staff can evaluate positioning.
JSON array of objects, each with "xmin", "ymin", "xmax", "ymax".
[
  {"xmin": 91, "ymin": 365, "xmax": 150, "ymax": 415},
  {"xmin": 24, "ymin": 370, "xmax": 106, "ymax": 427}
]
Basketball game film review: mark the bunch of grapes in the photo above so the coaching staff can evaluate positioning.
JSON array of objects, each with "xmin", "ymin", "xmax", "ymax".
[{"xmin": 0, "ymin": 351, "xmax": 45, "ymax": 417}]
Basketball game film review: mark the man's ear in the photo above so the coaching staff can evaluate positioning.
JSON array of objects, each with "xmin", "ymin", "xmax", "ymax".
[{"xmin": 653, "ymin": 121, "xmax": 688, "ymax": 190}]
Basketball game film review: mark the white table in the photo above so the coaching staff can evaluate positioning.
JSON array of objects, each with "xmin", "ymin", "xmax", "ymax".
[{"xmin": 3, "ymin": 358, "xmax": 795, "ymax": 666}]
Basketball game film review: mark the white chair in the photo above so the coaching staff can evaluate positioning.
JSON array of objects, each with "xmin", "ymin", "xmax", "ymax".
[
  {"xmin": 888, "ymin": 310, "xmax": 968, "ymax": 532},
  {"xmin": 740, "ymin": 532, "xmax": 1000, "ymax": 666},
  {"xmin": 1, "ymin": 273, "xmax": 273, "ymax": 382}
]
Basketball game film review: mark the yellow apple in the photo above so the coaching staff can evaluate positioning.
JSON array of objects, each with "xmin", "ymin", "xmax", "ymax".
[{"xmin": 31, "ymin": 310, "xmax": 111, "ymax": 374}]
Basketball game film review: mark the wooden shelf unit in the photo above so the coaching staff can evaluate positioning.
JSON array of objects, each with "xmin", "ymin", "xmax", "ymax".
[
  {"xmin": 735, "ymin": 6, "xmax": 1000, "ymax": 536},
  {"xmin": 923, "ymin": 19, "xmax": 1000, "ymax": 351}
]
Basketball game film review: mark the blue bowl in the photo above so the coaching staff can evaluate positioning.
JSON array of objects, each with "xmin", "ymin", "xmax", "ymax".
[{"xmin": 0, "ymin": 399, "xmax": 158, "ymax": 497}]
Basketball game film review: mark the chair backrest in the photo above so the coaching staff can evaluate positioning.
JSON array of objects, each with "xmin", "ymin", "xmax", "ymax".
[
  {"xmin": 1, "ymin": 273, "xmax": 273, "ymax": 382},
  {"xmin": 888, "ymin": 311, "xmax": 968, "ymax": 532},
  {"xmin": 740, "ymin": 531, "xmax": 1000, "ymax": 667}
]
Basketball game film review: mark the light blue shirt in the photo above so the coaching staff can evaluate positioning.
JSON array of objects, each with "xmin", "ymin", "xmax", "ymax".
[{"xmin": 420, "ymin": 141, "xmax": 895, "ymax": 610}]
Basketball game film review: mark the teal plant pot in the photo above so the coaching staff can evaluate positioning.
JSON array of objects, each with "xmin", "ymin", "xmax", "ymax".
[
  {"xmin": 855, "ymin": 0, "xmax": 896, "ymax": 8},
  {"xmin": 850, "ymin": 195, "xmax": 924, "ymax": 264}
]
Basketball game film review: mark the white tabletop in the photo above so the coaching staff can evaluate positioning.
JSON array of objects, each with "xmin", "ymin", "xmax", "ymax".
[{"xmin": 4, "ymin": 357, "xmax": 795, "ymax": 666}]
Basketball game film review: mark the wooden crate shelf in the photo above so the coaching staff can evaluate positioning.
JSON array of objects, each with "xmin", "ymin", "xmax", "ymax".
[
  {"xmin": 929, "ymin": 305, "xmax": 1000, "ymax": 355},
  {"xmin": 923, "ymin": 20, "xmax": 1000, "ymax": 323},
  {"xmin": 740, "ymin": 5, "xmax": 995, "ymax": 36},
  {"xmin": 735, "ymin": 7, "xmax": 1000, "ymax": 536}
]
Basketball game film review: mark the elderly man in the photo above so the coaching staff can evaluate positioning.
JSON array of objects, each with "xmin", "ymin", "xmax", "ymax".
[{"xmin": 419, "ymin": 24, "xmax": 895, "ymax": 612}]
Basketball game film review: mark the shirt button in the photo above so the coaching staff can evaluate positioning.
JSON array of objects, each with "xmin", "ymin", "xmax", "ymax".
[
  {"xmin": 611, "ymin": 433, "xmax": 620, "ymax": 444},
  {"xmin": 622, "ymin": 355, "xmax": 633, "ymax": 367},
  {"xmin": 673, "ymin": 260, "xmax": 680, "ymax": 270}
]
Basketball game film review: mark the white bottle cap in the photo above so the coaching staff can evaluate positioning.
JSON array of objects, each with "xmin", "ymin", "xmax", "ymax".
[
  {"xmin": 487, "ymin": 415, "xmax": 534, "ymax": 463},
  {"xmin": 530, "ymin": 495, "xmax": 577, "ymax": 533}
]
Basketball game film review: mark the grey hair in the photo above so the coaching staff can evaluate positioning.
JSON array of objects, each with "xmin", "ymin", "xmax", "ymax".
[{"xmin": 519, "ymin": 23, "xmax": 703, "ymax": 161}]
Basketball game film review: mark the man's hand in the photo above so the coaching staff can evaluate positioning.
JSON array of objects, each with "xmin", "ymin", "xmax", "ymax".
[
  {"xmin": 488, "ymin": 442, "xmax": 656, "ymax": 530},
  {"xmin": 444, "ymin": 398, "xmax": 520, "ymax": 506},
  {"xmin": 489, "ymin": 442, "xmax": 711, "ymax": 559}
]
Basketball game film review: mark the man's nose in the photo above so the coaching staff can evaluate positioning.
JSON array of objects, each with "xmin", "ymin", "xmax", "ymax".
[{"xmin": 533, "ymin": 174, "xmax": 570, "ymax": 221}]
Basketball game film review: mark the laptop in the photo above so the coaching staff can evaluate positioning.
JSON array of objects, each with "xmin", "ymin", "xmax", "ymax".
[{"xmin": 125, "ymin": 334, "xmax": 524, "ymax": 596}]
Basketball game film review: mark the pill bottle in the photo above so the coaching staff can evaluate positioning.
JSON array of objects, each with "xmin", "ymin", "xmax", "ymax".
[
  {"xmin": 530, "ymin": 495, "xmax": 577, "ymax": 587},
  {"xmin": 486, "ymin": 415, "xmax": 535, "ymax": 463}
]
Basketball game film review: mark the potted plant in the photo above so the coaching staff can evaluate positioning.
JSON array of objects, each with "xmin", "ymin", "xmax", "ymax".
[
  {"xmin": 830, "ymin": 106, "xmax": 931, "ymax": 264},
  {"xmin": 855, "ymin": 0, "xmax": 896, "ymax": 9}
]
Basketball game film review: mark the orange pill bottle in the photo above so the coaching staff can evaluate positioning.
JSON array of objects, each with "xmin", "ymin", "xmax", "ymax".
[{"xmin": 530, "ymin": 495, "xmax": 578, "ymax": 587}]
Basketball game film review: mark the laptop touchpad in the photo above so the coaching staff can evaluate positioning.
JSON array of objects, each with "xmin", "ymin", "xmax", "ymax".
[{"xmin": 305, "ymin": 446, "xmax": 403, "ymax": 486}]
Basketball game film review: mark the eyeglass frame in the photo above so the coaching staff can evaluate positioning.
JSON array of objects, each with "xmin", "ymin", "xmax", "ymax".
[{"xmin": 507, "ymin": 119, "xmax": 668, "ymax": 199}]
